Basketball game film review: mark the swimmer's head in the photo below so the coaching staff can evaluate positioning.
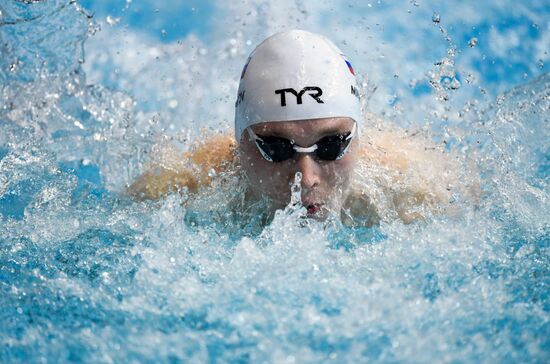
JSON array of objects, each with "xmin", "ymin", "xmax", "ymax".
[
  {"xmin": 235, "ymin": 30, "xmax": 362, "ymax": 219},
  {"xmin": 234, "ymin": 29, "xmax": 362, "ymax": 141}
]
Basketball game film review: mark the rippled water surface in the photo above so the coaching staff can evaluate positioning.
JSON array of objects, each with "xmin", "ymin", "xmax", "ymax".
[{"xmin": 1, "ymin": 1, "xmax": 549, "ymax": 363}]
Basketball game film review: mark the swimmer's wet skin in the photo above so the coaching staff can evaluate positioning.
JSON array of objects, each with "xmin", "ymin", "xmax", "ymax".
[
  {"xmin": 128, "ymin": 134, "xmax": 236, "ymax": 200},
  {"xmin": 128, "ymin": 30, "xmax": 480, "ymax": 226}
]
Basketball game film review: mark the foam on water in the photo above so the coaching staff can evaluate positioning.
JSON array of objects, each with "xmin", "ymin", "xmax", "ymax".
[{"xmin": 1, "ymin": 1, "xmax": 549, "ymax": 363}]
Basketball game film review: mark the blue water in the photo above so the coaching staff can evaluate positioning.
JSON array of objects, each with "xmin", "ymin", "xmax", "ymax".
[{"xmin": 1, "ymin": 1, "xmax": 549, "ymax": 363}]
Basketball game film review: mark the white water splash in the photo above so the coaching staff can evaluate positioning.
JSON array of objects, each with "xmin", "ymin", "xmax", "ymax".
[{"xmin": 0, "ymin": 1, "xmax": 548, "ymax": 363}]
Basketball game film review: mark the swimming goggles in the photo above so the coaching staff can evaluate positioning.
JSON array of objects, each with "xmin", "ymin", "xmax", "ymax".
[{"xmin": 246, "ymin": 122, "xmax": 356, "ymax": 163}]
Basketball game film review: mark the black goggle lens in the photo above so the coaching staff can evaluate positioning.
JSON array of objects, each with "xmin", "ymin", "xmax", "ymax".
[
  {"xmin": 255, "ymin": 132, "xmax": 351, "ymax": 162},
  {"xmin": 255, "ymin": 136, "xmax": 295, "ymax": 162},
  {"xmin": 315, "ymin": 134, "xmax": 349, "ymax": 160}
]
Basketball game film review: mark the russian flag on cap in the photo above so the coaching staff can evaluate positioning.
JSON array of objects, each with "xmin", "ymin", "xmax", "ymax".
[{"xmin": 341, "ymin": 54, "xmax": 355, "ymax": 76}]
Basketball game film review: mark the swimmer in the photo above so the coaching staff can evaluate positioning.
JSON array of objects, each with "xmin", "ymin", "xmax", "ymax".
[{"xmin": 128, "ymin": 30, "xmax": 479, "ymax": 226}]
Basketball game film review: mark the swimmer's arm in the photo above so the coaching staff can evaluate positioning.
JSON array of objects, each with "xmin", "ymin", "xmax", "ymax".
[
  {"xmin": 353, "ymin": 127, "xmax": 480, "ymax": 224},
  {"xmin": 127, "ymin": 167, "xmax": 199, "ymax": 201},
  {"xmin": 127, "ymin": 134, "xmax": 236, "ymax": 201}
]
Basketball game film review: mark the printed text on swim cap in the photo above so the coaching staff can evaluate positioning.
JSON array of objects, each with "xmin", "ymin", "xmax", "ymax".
[{"xmin": 274, "ymin": 87, "xmax": 324, "ymax": 107}]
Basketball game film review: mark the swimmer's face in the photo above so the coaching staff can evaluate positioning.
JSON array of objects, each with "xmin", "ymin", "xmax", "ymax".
[{"xmin": 239, "ymin": 117, "xmax": 358, "ymax": 219}]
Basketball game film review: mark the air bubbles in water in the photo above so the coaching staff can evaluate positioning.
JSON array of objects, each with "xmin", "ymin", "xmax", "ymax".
[
  {"xmin": 468, "ymin": 37, "xmax": 478, "ymax": 48},
  {"xmin": 432, "ymin": 13, "xmax": 440, "ymax": 23}
]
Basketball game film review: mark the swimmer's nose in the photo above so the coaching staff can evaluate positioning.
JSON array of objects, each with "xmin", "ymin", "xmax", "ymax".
[{"xmin": 295, "ymin": 154, "xmax": 320, "ymax": 191}]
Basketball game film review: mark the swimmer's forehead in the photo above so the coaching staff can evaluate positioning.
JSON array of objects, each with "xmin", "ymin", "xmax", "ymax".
[{"xmin": 251, "ymin": 117, "xmax": 354, "ymax": 138}]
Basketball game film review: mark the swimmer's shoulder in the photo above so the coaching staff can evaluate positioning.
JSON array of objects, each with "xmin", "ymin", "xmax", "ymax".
[
  {"xmin": 351, "ymin": 122, "xmax": 481, "ymax": 224},
  {"xmin": 127, "ymin": 133, "xmax": 237, "ymax": 201}
]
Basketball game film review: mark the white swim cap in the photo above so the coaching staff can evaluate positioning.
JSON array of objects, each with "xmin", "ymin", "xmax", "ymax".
[{"xmin": 234, "ymin": 29, "xmax": 362, "ymax": 141}]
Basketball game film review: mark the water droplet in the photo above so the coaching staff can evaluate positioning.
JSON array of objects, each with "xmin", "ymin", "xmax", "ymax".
[
  {"xmin": 106, "ymin": 15, "xmax": 120, "ymax": 26},
  {"xmin": 432, "ymin": 13, "xmax": 440, "ymax": 23},
  {"xmin": 468, "ymin": 37, "xmax": 478, "ymax": 48},
  {"xmin": 17, "ymin": 307, "xmax": 23, "ymax": 314},
  {"xmin": 450, "ymin": 78, "xmax": 461, "ymax": 90},
  {"xmin": 88, "ymin": 22, "xmax": 101, "ymax": 36}
]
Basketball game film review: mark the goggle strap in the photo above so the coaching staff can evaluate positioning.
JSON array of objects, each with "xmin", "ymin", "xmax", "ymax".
[
  {"xmin": 246, "ymin": 128, "xmax": 274, "ymax": 162},
  {"xmin": 335, "ymin": 142, "xmax": 351, "ymax": 160},
  {"xmin": 246, "ymin": 127, "xmax": 260, "ymax": 142},
  {"xmin": 346, "ymin": 122, "xmax": 357, "ymax": 140},
  {"xmin": 255, "ymin": 140, "xmax": 274, "ymax": 162}
]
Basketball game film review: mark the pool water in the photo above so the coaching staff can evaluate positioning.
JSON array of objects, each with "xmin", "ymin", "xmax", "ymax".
[{"xmin": 1, "ymin": 1, "xmax": 549, "ymax": 363}]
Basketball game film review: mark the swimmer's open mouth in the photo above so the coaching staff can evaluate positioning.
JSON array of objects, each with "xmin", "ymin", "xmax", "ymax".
[{"xmin": 306, "ymin": 203, "xmax": 322, "ymax": 216}]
